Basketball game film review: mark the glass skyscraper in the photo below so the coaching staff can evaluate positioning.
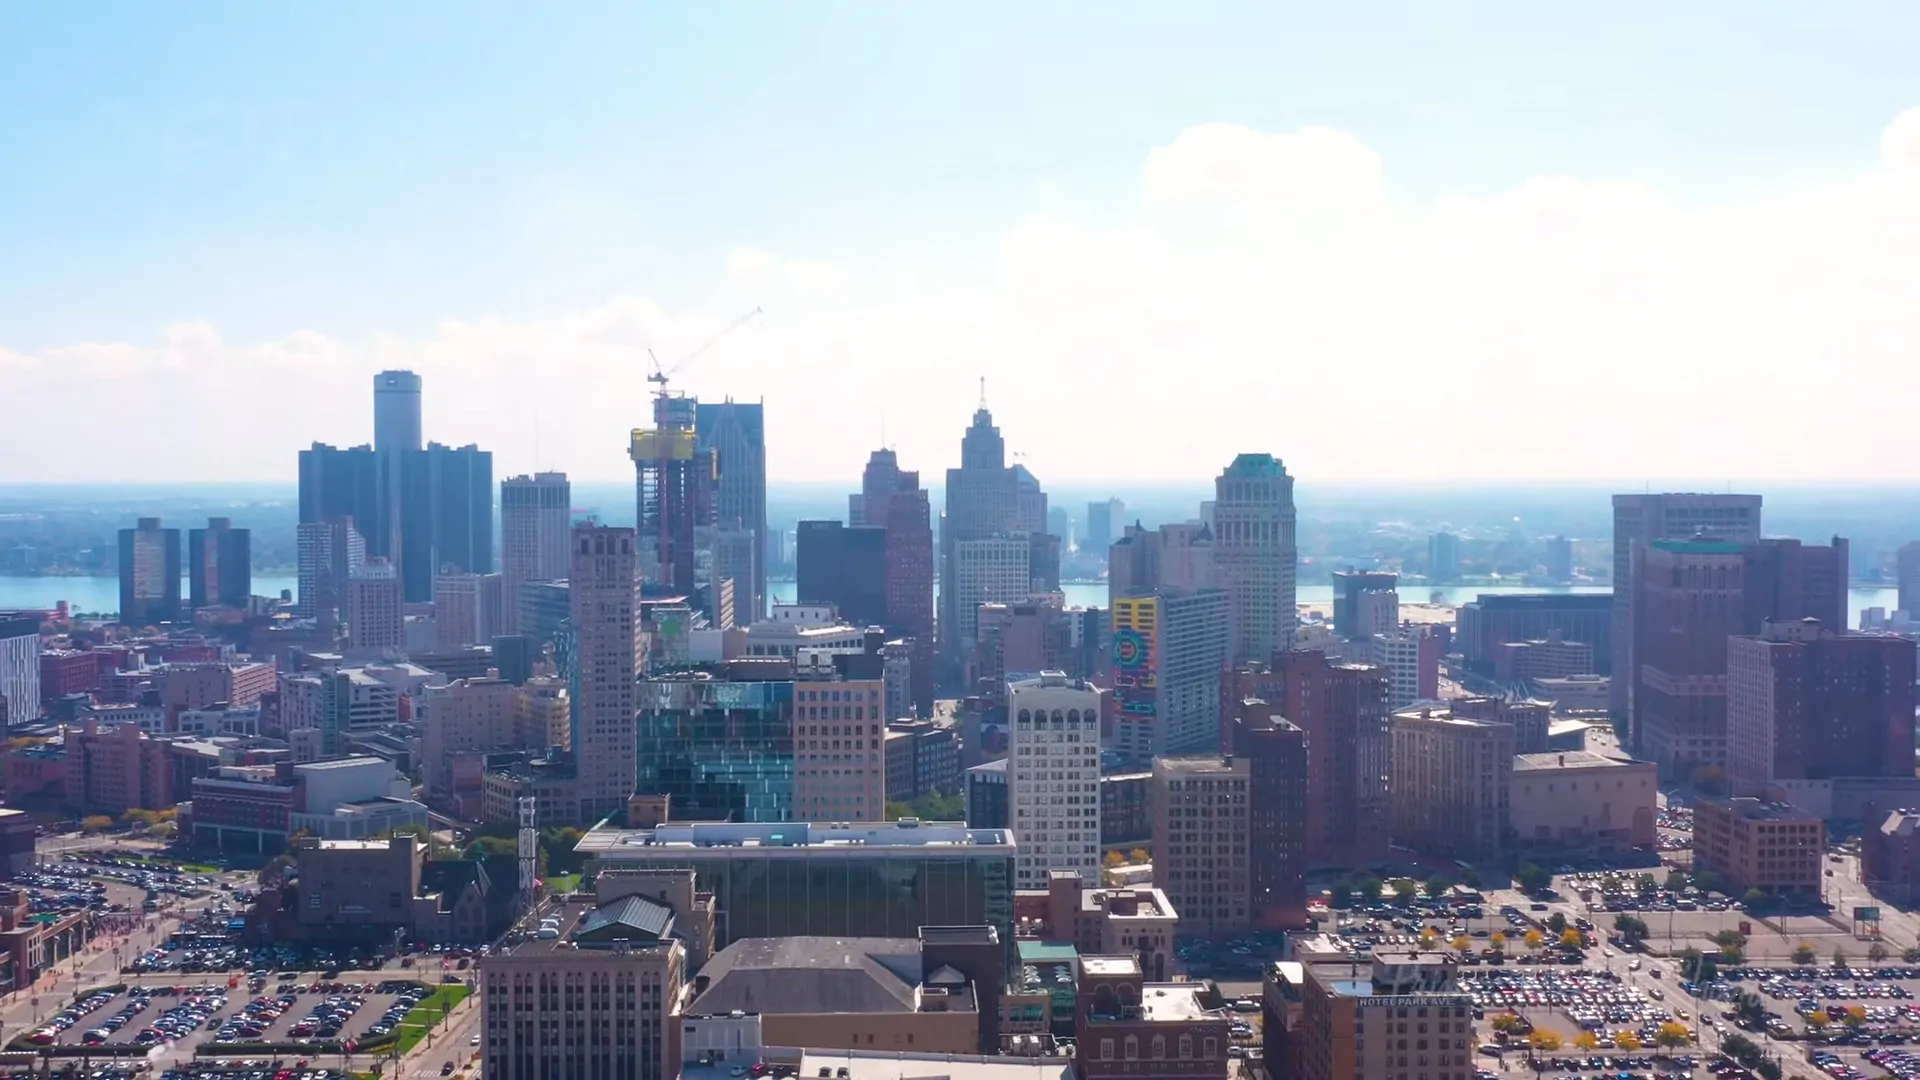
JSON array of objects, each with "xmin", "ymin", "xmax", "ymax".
[{"xmin": 635, "ymin": 676, "xmax": 794, "ymax": 822}]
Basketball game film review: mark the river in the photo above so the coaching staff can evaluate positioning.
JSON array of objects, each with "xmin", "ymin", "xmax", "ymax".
[{"xmin": 0, "ymin": 576, "xmax": 1905, "ymax": 629}]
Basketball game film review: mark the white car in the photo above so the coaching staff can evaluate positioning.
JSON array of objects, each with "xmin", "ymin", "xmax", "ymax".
[{"xmin": 470, "ymin": 1034, "xmax": 481, "ymax": 1046}]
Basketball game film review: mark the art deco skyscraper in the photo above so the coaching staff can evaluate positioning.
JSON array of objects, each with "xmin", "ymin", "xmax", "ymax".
[
  {"xmin": 570, "ymin": 523, "xmax": 642, "ymax": 822},
  {"xmin": 1212, "ymin": 454, "xmax": 1298, "ymax": 663},
  {"xmin": 940, "ymin": 401, "xmax": 1020, "ymax": 686},
  {"xmin": 500, "ymin": 472, "xmax": 571, "ymax": 634}
]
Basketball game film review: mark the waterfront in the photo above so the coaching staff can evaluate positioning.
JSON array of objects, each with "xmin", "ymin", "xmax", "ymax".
[{"xmin": 0, "ymin": 575, "xmax": 1904, "ymax": 629}]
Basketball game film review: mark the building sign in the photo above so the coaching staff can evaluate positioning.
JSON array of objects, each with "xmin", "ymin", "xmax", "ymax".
[
  {"xmin": 1110, "ymin": 599, "xmax": 1158, "ymax": 721},
  {"xmin": 1854, "ymin": 906, "xmax": 1882, "ymax": 922},
  {"xmin": 1359, "ymin": 995, "xmax": 1474, "ymax": 1010}
]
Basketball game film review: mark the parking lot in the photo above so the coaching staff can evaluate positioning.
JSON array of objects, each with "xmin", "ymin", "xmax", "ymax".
[{"xmin": 22, "ymin": 978, "xmax": 434, "ymax": 1051}]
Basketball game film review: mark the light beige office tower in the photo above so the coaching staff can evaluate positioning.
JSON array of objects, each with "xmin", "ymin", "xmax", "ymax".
[
  {"xmin": 499, "ymin": 472, "xmax": 571, "ymax": 634},
  {"xmin": 571, "ymin": 524, "xmax": 642, "ymax": 821}
]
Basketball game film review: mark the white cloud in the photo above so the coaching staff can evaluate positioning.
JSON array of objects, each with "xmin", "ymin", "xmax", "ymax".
[{"xmin": 7, "ymin": 109, "xmax": 1920, "ymax": 485}]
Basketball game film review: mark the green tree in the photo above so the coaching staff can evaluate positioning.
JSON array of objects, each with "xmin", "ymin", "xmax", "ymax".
[
  {"xmin": 1459, "ymin": 867, "xmax": 1483, "ymax": 889},
  {"xmin": 1353, "ymin": 875, "xmax": 1383, "ymax": 902},
  {"xmin": 1545, "ymin": 912, "xmax": 1568, "ymax": 935},
  {"xmin": 1722, "ymin": 1034, "xmax": 1762, "ymax": 1068},
  {"xmin": 911, "ymin": 791, "xmax": 965, "ymax": 820},
  {"xmin": 1664, "ymin": 869, "xmax": 1690, "ymax": 891},
  {"xmin": 1613, "ymin": 914, "xmax": 1650, "ymax": 945},
  {"xmin": 1515, "ymin": 862, "xmax": 1552, "ymax": 893},
  {"xmin": 1390, "ymin": 878, "xmax": 1420, "ymax": 903},
  {"xmin": 1423, "ymin": 874, "xmax": 1454, "ymax": 898},
  {"xmin": 1743, "ymin": 887, "xmax": 1771, "ymax": 910},
  {"xmin": 1733, "ymin": 991, "xmax": 1765, "ymax": 1026},
  {"xmin": 1755, "ymin": 1062, "xmax": 1781, "ymax": 1080},
  {"xmin": 1326, "ymin": 882, "xmax": 1355, "ymax": 909},
  {"xmin": 1904, "ymin": 946, "xmax": 1920, "ymax": 964},
  {"xmin": 1869, "ymin": 941, "xmax": 1891, "ymax": 964},
  {"xmin": 884, "ymin": 801, "xmax": 915, "ymax": 821},
  {"xmin": 1693, "ymin": 869, "xmax": 1725, "ymax": 894},
  {"xmin": 1833, "ymin": 948, "xmax": 1851, "ymax": 968}
]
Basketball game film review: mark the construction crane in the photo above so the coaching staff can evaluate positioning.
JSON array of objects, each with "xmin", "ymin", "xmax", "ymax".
[{"xmin": 646, "ymin": 306, "xmax": 764, "ymax": 400}]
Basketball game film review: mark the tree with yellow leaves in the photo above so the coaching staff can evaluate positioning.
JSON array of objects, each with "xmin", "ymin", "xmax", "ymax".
[
  {"xmin": 1524, "ymin": 929, "xmax": 1545, "ymax": 951},
  {"xmin": 1451, "ymin": 935, "xmax": 1471, "ymax": 953},
  {"xmin": 1654, "ymin": 1022, "xmax": 1692, "ymax": 1049},
  {"xmin": 1807, "ymin": 1009, "xmax": 1831, "ymax": 1027},
  {"xmin": 1527, "ymin": 1030, "xmax": 1562, "ymax": 1053},
  {"xmin": 1614, "ymin": 1032, "xmax": 1641, "ymax": 1051},
  {"xmin": 1419, "ymin": 928, "xmax": 1439, "ymax": 949},
  {"xmin": 1560, "ymin": 928, "xmax": 1585, "ymax": 949},
  {"xmin": 1572, "ymin": 1031, "xmax": 1599, "ymax": 1050}
]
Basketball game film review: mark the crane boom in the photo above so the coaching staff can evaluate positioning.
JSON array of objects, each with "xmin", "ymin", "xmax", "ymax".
[{"xmin": 648, "ymin": 307, "xmax": 764, "ymax": 397}]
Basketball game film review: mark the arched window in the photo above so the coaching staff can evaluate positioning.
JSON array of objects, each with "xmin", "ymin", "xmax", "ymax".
[
  {"xmin": 1124, "ymin": 1036, "xmax": 1138, "ymax": 1060},
  {"xmin": 1179, "ymin": 1034, "xmax": 1193, "ymax": 1059},
  {"xmin": 1151, "ymin": 1036, "xmax": 1165, "ymax": 1059}
]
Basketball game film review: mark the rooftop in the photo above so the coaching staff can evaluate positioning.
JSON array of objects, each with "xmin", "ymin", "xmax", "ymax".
[
  {"xmin": 1152, "ymin": 756, "xmax": 1246, "ymax": 775},
  {"xmin": 1698, "ymin": 796, "xmax": 1823, "ymax": 823},
  {"xmin": 796, "ymin": 1050, "xmax": 1070, "ymax": 1080},
  {"xmin": 1514, "ymin": 750, "xmax": 1643, "ymax": 772},
  {"xmin": 1080, "ymin": 956, "xmax": 1140, "ymax": 978},
  {"xmin": 689, "ymin": 937, "xmax": 956, "ymax": 1016},
  {"xmin": 493, "ymin": 895, "xmax": 680, "ymax": 958},
  {"xmin": 1137, "ymin": 984, "xmax": 1213, "ymax": 1022},
  {"xmin": 578, "ymin": 820, "xmax": 1015, "ymax": 856}
]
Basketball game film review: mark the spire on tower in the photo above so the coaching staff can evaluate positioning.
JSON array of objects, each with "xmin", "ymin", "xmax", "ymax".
[{"xmin": 978, "ymin": 376, "xmax": 987, "ymax": 410}]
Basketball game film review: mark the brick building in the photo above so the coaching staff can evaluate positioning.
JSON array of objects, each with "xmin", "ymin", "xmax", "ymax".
[
  {"xmin": 1151, "ymin": 756, "xmax": 1250, "ymax": 939},
  {"xmin": 1691, "ymin": 795, "xmax": 1825, "ymax": 897}
]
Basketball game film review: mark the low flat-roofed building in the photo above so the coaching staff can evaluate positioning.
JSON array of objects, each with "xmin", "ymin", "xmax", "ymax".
[
  {"xmin": 1075, "ymin": 953, "xmax": 1231, "ymax": 1080},
  {"xmin": 793, "ymin": 1049, "xmax": 1070, "ymax": 1080},
  {"xmin": 1692, "ymin": 795, "xmax": 1826, "ymax": 896},
  {"xmin": 1510, "ymin": 751, "xmax": 1657, "ymax": 856},
  {"xmin": 1015, "ymin": 870, "xmax": 1178, "ymax": 984}
]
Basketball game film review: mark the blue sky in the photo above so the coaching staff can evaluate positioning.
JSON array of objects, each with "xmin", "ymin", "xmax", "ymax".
[{"xmin": 3, "ymin": 3, "xmax": 1919, "ymax": 483}]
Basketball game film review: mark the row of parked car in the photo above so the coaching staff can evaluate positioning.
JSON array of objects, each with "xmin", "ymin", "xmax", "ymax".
[{"xmin": 24, "ymin": 990, "xmax": 116, "ymax": 1045}]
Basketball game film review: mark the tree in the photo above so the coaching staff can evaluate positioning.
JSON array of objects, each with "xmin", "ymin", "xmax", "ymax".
[
  {"xmin": 1678, "ymin": 947, "xmax": 1706, "ymax": 981},
  {"xmin": 1664, "ymin": 869, "xmax": 1690, "ymax": 891},
  {"xmin": 1693, "ymin": 869, "xmax": 1725, "ymax": 895},
  {"xmin": 1523, "ymin": 930, "xmax": 1544, "ymax": 952},
  {"xmin": 1418, "ymin": 928, "xmax": 1439, "ymax": 949},
  {"xmin": 1869, "ymin": 941, "xmax": 1891, "ymax": 964},
  {"xmin": 1560, "ymin": 928, "xmax": 1585, "ymax": 950},
  {"xmin": 1490, "ymin": 1013, "xmax": 1527, "ymax": 1036},
  {"xmin": 884, "ymin": 801, "xmax": 915, "ymax": 821},
  {"xmin": 1326, "ymin": 882, "xmax": 1355, "ymax": 910},
  {"xmin": 1904, "ymin": 946, "xmax": 1920, "ymax": 964},
  {"xmin": 81, "ymin": 815, "xmax": 112, "ymax": 833},
  {"xmin": 1424, "ymin": 874, "xmax": 1454, "ymax": 898},
  {"xmin": 1451, "ymin": 935, "xmax": 1471, "ymax": 954},
  {"xmin": 1755, "ymin": 1062, "xmax": 1781, "ymax": 1080},
  {"xmin": 1843, "ymin": 1006, "xmax": 1867, "ymax": 1029},
  {"xmin": 1354, "ymin": 875, "xmax": 1383, "ymax": 902},
  {"xmin": 1613, "ymin": 914, "xmax": 1650, "ymax": 945},
  {"xmin": 1572, "ymin": 1031, "xmax": 1599, "ymax": 1051},
  {"xmin": 1488, "ymin": 933, "xmax": 1506, "ymax": 954},
  {"xmin": 1613, "ymin": 1031, "xmax": 1641, "ymax": 1052},
  {"xmin": 1654, "ymin": 1022, "xmax": 1692, "ymax": 1049},
  {"xmin": 911, "ymin": 791, "xmax": 965, "ymax": 820},
  {"xmin": 1833, "ymin": 948, "xmax": 1851, "ymax": 968},
  {"xmin": 1722, "ymin": 1034, "xmax": 1763, "ymax": 1069},
  {"xmin": 1103, "ymin": 850, "xmax": 1125, "ymax": 869},
  {"xmin": 1515, "ymin": 862, "xmax": 1551, "ymax": 894},
  {"xmin": 1526, "ymin": 1030, "xmax": 1562, "ymax": 1053},
  {"xmin": 1129, "ymin": 848, "xmax": 1150, "ymax": 864},
  {"xmin": 1807, "ymin": 1009, "xmax": 1831, "ymax": 1028},
  {"xmin": 1792, "ymin": 942, "xmax": 1817, "ymax": 965},
  {"xmin": 1460, "ymin": 867, "xmax": 1484, "ymax": 889},
  {"xmin": 1545, "ymin": 912, "xmax": 1568, "ymax": 935},
  {"xmin": 1733, "ymin": 991, "xmax": 1765, "ymax": 1026},
  {"xmin": 1743, "ymin": 887, "xmax": 1771, "ymax": 910},
  {"xmin": 1634, "ymin": 872, "xmax": 1658, "ymax": 892},
  {"xmin": 1391, "ymin": 878, "xmax": 1420, "ymax": 903}
]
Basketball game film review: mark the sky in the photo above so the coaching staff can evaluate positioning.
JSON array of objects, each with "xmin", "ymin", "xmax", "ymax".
[{"xmin": 3, "ymin": 2, "xmax": 1919, "ymax": 486}]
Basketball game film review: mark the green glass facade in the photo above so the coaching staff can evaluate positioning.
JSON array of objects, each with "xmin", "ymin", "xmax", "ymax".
[{"xmin": 636, "ymin": 678, "xmax": 795, "ymax": 822}]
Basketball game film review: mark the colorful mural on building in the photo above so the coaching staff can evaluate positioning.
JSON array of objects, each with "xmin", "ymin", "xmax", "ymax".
[{"xmin": 1111, "ymin": 597, "xmax": 1158, "ymax": 721}]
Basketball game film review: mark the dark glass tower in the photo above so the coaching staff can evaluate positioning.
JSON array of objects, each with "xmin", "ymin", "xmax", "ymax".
[
  {"xmin": 695, "ymin": 400, "xmax": 767, "ymax": 622},
  {"xmin": 117, "ymin": 517, "xmax": 182, "ymax": 625},
  {"xmin": 635, "ymin": 675, "xmax": 795, "ymax": 822},
  {"xmin": 187, "ymin": 517, "xmax": 252, "ymax": 610},
  {"xmin": 298, "ymin": 443, "xmax": 385, "ymax": 557},
  {"xmin": 399, "ymin": 443, "xmax": 494, "ymax": 603}
]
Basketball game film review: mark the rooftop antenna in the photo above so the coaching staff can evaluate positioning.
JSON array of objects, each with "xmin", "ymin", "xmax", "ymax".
[
  {"xmin": 978, "ymin": 375, "xmax": 987, "ymax": 409},
  {"xmin": 533, "ymin": 409, "xmax": 541, "ymax": 472}
]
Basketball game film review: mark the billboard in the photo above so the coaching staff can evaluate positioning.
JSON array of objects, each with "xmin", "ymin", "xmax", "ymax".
[{"xmin": 1111, "ymin": 598, "xmax": 1159, "ymax": 722}]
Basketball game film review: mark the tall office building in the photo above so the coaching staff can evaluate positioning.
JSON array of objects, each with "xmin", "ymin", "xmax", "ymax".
[
  {"xmin": 435, "ymin": 572, "xmax": 505, "ymax": 648},
  {"xmin": 637, "ymin": 671, "xmax": 798, "ymax": 822},
  {"xmin": 187, "ymin": 517, "xmax": 251, "ymax": 610},
  {"xmin": 347, "ymin": 559, "xmax": 403, "ymax": 651},
  {"xmin": 298, "ymin": 442, "xmax": 385, "ymax": 558},
  {"xmin": 940, "ymin": 403, "xmax": 1020, "ymax": 685},
  {"xmin": 1743, "ymin": 536, "xmax": 1848, "ymax": 633},
  {"xmin": 1428, "ymin": 532, "xmax": 1461, "ymax": 582},
  {"xmin": 571, "ymin": 524, "xmax": 642, "ymax": 822},
  {"xmin": 373, "ymin": 369, "xmax": 423, "ymax": 455},
  {"xmin": 295, "ymin": 517, "xmax": 366, "ymax": 623},
  {"xmin": 1011, "ymin": 464, "xmax": 1048, "ymax": 535},
  {"xmin": 951, "ymin": 538, "xmax": 1031, "ymax": 689},
  {"xmin": 1546, "ymin": 535, "xmax": 1575, "ymax": 584},
  {"xmin": 1084, "ymin": 499, "xmax": 1125, "ymax": 554},
  {"xmin": 374, "ymin": 370, "xmax": 422, "ymax": 573},
  {"xmin": 117, "ymin": 517, "xmax": 182, "ymax": 626},
  {"xmin": 1269, "ymin": 650, "xmax": 1391, "ymax": 867},
  {"xmin": 1900, "ymin": 542, "xmax": 1920, "ymax": 618},
  {"xmin": 696, "ymin": 400, "xmax": 767, "ymax": 622},
  {"xmin": 1008, "ymin": 673, "xmax": 1102, "ymax": 890},
  {"xmin": 795, "ymin": 521, "xmax": 889, "ymax": 627},
  {"xmin": 1213, "ymin": 454, "xmax": 1297, "ymax": 662},
  {"xmin": 1110, "ymin": 591, "xmax": 1233, "ymax": 758},
  {"xmin": 878, "ymin": 472, "xmax": 936, "ymax": 716},
  {"xmin": 1366, "ymin": 627, "xmax": 1441, "ymax": 710},
  {"xmin": 632, "ymin": 397, "xmax": 717, "ymax": 599},
  {"xmin": 1236, "ymin": 714, "xmax": 1309, "ymax": 929},
  {"xmin": 1611, "ymin": 493, "xmax": 1762, "ymax": 731},
  {"xmin": 707, "ymin": 528, "xmax": 759, "ymax": 630},
  {"xmin": 500, "ymin": 472, "xmax": 571, "ymax": 634},
  {"xmin": 793, "ymin": 675, "xmax": 887, "ymax": 821},
  {"xmin": 1726, "ymin": 618, "xmax": 1917, "ymax": 792},
  {"xmin": 1152, "ymin": 755, "xmax": 1251, "ymax": 938},
  {"xmin": 1107, "ymin": 523, "xmax": 1215, "ymax": 608},
  {"xmin": 0, "ymin": 614, "xmax": 40, "ymax": 727},
  {"xmin": 1389, "ymin": 707, "xmax": 1514, "ymax": 861},
  {"xmin": 1331, "ymin": 570, "xmax": 1398, "ymax": 639},
  {"xmin": 399, "ymin": 442, "xmax": 493, "ymax": 602}
]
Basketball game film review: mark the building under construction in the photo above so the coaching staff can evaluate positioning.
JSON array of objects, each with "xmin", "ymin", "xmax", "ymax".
[{"xmin": 630, "ymin": 395, "xmax": 717, "ymax": 598}]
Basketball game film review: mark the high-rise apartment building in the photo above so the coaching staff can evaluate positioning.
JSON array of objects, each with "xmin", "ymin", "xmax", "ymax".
[
  {"xmin": 347, "ymin": 559, "xmax": 403, "ymax": 652},
  {"xmin": 418, "ymin": 676, "xmax": 519, "ymax": 802},
  {"xmin": 571, "ymin": 525, "xmax": 642, "ymax": 822},
  {"xmin": 1389, "ymin": 707, "xmax": 1514, "ymax": 862},
  {"xmin": 1611, "ymin": 492, "xmax": 1762, "ymax": 729},
  {"xmin": 632, "ymin": 397, "xmax": 717, "ymax": 600},
  {"xmin": 1366, "ymin": 626, "xmax": 1441, "ymax": 710},
  {"xmin": 1900, "ymin": 542, "xmax": 1920, "ymax": 617},
  {"xmin": 1546, "ymin": 535, "xmax": 1574, "ymax": 583},
  {"xmin": 795, "ymin": 520, "xmax": 889, "ymax": 627},
  {"xmin": 696, "ymin": 400, "xmax": 767, "ymax": 623},
  {"xmin": 434, "ymin": 572, "xmax": 505, "ymax": 648},
  {"xmin": 399, "ymin": 442, "xmax": 494, "ymax": 602},
  {"xmin": 1427, "ymin": 532, "xmax": 1460, "ymax": 582},
  {"xmin": 1726, "ymin": 618, "xmax": 1917, "ymax": 792},
  {"xmin": 117, "ymin": 517, "xmax": 181, "ymax": 625},
  {"xmin": 499, "ymin": 472, "xmax": 571, "ymax": 635},
  {"xmin": 1008, "ymin": 672, "xmax": 1102, "ymax": 890},
  {"xmin": 1152, "ymin": 755, "xmax": 1251, "ymax": 938},
  {"xmin": 1236, "ymin": 714, "xmax": 1309, "ymax": 929},
  {"xmin": 0, "ymin": 615, "xmax": 40, "ymax": 726},
  {"xmin": 1269, "ymin": 650, "xmax": 1391, "ymax": 867},
  {"xmin": 1107, "ymin": 523, "xmax": 1215, "ymax": 608},
  {"xmin": 941, "ymin": 404, "xmax": 1020, "ymax": 684},
  {"xmin": 1212, "ymin": 454, "xmax": 1297, "ymax": 662},
  {"xmin": 187, "ymin": 517, "xmax": 251, "ymax": 610},
  {"xmin": 295, "ymin": 517, "xmax": 365, "ymax": 623},
  {"xmin": 1109, "ymin": 591, "xmax": 1233, "ymax": 758}
]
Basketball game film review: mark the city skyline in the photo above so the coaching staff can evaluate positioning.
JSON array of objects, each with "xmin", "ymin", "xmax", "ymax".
[{"xmin": 3, "ymin": 7, "xmax": 1919, "ymax": 484}]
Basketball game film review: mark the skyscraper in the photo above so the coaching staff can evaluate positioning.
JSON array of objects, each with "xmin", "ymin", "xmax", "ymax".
[
  {"xmin": 1213, "ymin": 454, "xmax": 1298, "ymax": 662},
  {"xmin": 399, "ymin": 442, "xmax": 493, "ymax": 602},
  {"xmin": 1237, "ymin": 714, "xmax": 1309, "ymax": 929},
  {"xmin": 298, "ymin": 442, "xmax": 384, "ymax": 557},
  {"xmin": 1330, "ymin": 570, "xmax": 1397, "ymax": 640},
  {"xmin": 1084, "ymin": 499, "xmax": 1125, "ymax": 554},
  {"xmin": 1546, "ymin": 535, "xmax": 1575, "ymax": 584},
  {"xmin": 347, "ymin": 559, "xmax": 403, "ymax": 651},
  {"xmin": 1389, "ymin": 707, "xmax": 1514, "ymax": 862},
  {"xmin": 696, "ymin": 400, "xmax": 767, "ymax": 622},
  {"xmin": 1008, "ymin": 672, "xmax": 1101, "ymax": 890},
  {"xmin": 187, "ymin": 517, "xmax": 251, "ymax": 610},
  {"xmin": 794, "ymin": 520, "xmax": 888, "ymax": 627},
  {"xmin": 1743, "ymin": 536, "xmax": 1848, "ymax": 633},
  {"xmin": 434, "ymin": 572, "xmax": 505, "ymax": 647},
  {"xmin": 1611, "ymin": 493, "xmax": 1762, "ymax": 732},
  {"xmin": 117, "ymin": 517, "xmax": 182, "ymax": 625},
  {"xmin": 1011, "ymin": 464, "xmax": 1047, "ymax": 535},
  {"xmin": 940, "ymin": 403, "xmax": 1020, "ymax": 685},
  {"xmin": 500, "ymin": 472, "xmax": 571, "ymax": 634},
  {"xmin": 632, "ymin": 397, "xmax": 717, "ymax": 600},
  {"xmin": 373, "ymin": 369, "xmax": 423, "ymax": 455},
  {"xmin": 374, "ymin": 370, "xmax": 422, "ymax": 573},
  {"xmin": 296, "ymin": 517, "xmax": 365, "ymax": 623},
  {"xmin": 1269, "ymin": 650, "xmax": 1391, "ymax": 867},
  {"xmin": 1900, "ymin": 542, "xmax": 1920, "ymax": 618},
  {"xmin": 1110, "ymin": 590, "xmax": 1233, "ymax": 759},
  {"xmin": 1428, "ymin": 532, "xmax": 1461, "ymax": 582},
  {"xmin": 880, "ymin": 478, "xmax": 936, "ymax": 715},
  {"xmin": 636, "ymin": 671, "xmax": 797, "ymax": 822},
  {"xmin": 570, "ymin": 524, "xmax": 642, "ymax": 822},
  {"xmin": 1107, "ymin": 523, "xmax": 1215, "ymax": 607},
  {"xmin": 1726, "ymin": 618, "xmax": 1916, "ymax": 792}
]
